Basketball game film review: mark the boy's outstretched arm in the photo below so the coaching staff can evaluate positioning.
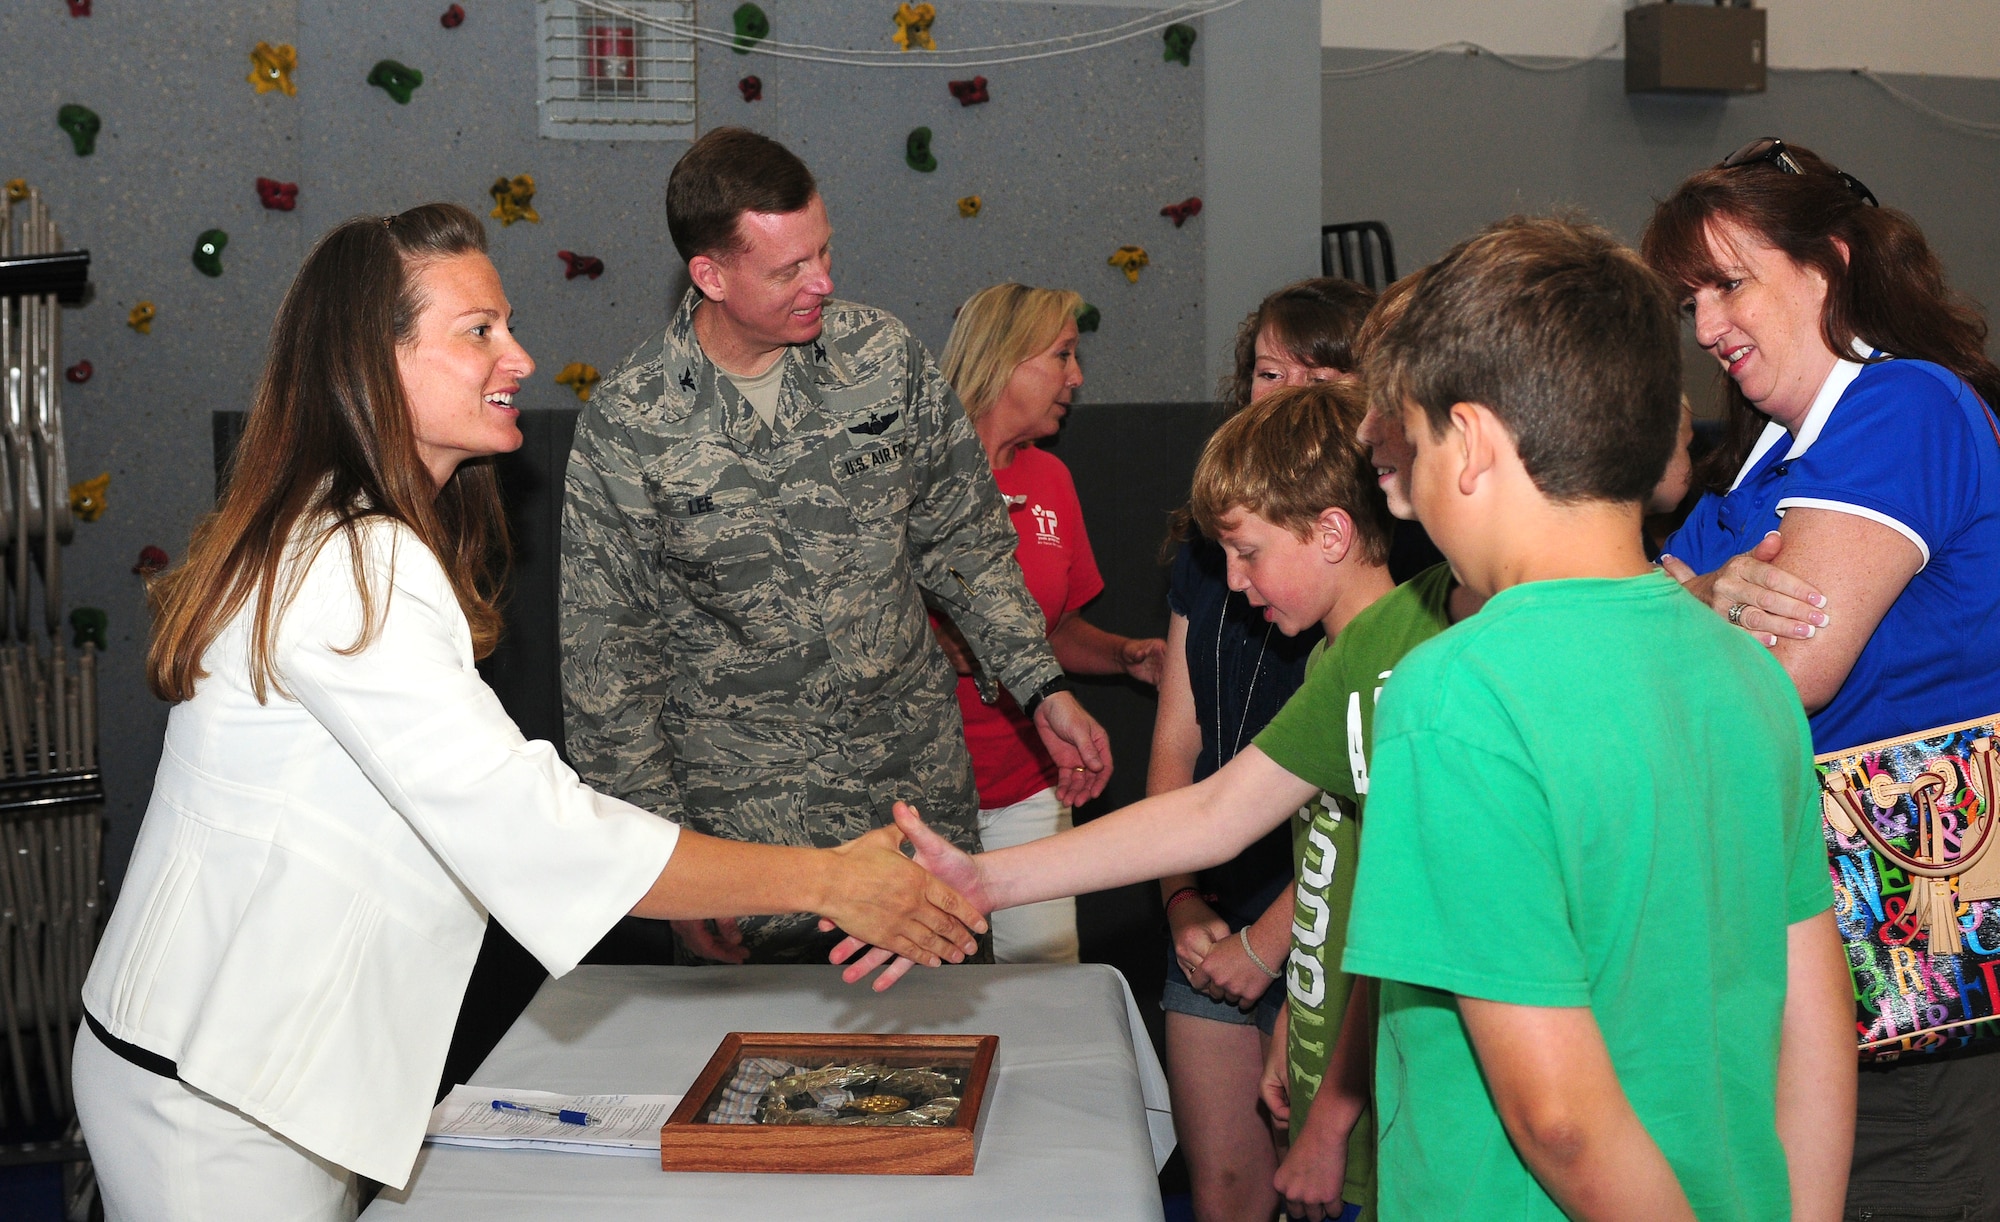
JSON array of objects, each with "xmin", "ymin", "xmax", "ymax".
[
  {"xmin": 1776, "ymin": 909, "xmax": 1855, "ymax": 1222},
  {"xmin": 1457, "ymin": 998, "xmax": 1696, "ymax": 1222}
]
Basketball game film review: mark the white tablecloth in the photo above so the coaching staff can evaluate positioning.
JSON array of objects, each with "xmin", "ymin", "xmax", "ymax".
[{"xmin": 367, "ymin": 963, "xmax": 1174, "ymax": 1220}]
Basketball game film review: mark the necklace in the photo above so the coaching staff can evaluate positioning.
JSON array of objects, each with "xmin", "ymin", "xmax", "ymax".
[{"xmin": 1215, "ymin": 595, "xmax": 1273, "ymax": 763}]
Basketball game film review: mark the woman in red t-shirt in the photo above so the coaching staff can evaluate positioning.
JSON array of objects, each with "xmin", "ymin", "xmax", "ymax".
[{"xmin": 935, "ymin": 284, "xmax": 1166, "ymax": 963}]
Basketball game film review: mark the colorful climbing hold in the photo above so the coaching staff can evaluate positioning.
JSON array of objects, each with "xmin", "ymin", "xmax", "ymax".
[
  {"xmin": 4, "ymin": 180, "xmax": 27, "ymax": 203},
  {"xmin": 69, "ymin": 607, "xmax": 108, "ymax": 651},
  {"xmin": 132, "ymin": 546, "xmax": 170, "ymax": 578},
  {"xmin": 905, "ymin": 127, "xmax": 937, "ymax": 173},
  {"xmin": 69, "ymin": 473, "xmax": 110, "ymax": 523},
  {"xmin": 948, "ymin": 76, "xmax": 989, "ymax": 106},
  {"xmin": 127, "ymin": 302, "xmax": 155, "ymax": 334},
  {"xmin": 489, "ymin": 175, "xmax": 540, "ymax": 226},
  {"xmin": 248, "ymin": 42, "xmax": 299, "ymax": 96},
  {"xmin": 65, "ymin": 361, "xmax": 91, "ymax": 384},
  {"xmin": 256, "ymin": 177, "xmax": 299, "ymax": 211},
  {"xmin": 192, "ymin": 229, "xmax": 229, "ymax": 278},
  {"xmin": 738, "ymin": 75, "xmax": 763, "ymax": 102},
  {"xmin": 893, "ymin": 3, "xmax": 937, "ymax": 52},
  {"xmin": 1074, "ymin": 304, "xmax": 1101, "ymax": 333},
  {"xmin": 1108, "ymin": 246, "xmax": 1149, "ymax": 283},
  {"xmin": 1163, "ymin": 23, "xmax": 1197, "ymax": 66},
  {"xmin": 555, "ymin": 363, "xmax": 600, "ymax": 402},
  {"xmin": 57, "ymin": 104, "xmax": 101, "ymax": 156},
  {"xmin": 733, "ymin": 3, "xmax": 769, "ymax": 53},
  {"xmin": 440, "ymin": 4, "xmax": 465, "ymax": 28},
  {"xmin": 558, "ymin": 250, "xmax": 604, "ymax": 280},
  {"xmin": 67, "ymin": 0, "xmax": 91, "ymax": 15},
  {"xmin": 367, "ymin": 59, "xmax": 424, "ymax": 105},
  {"xmin": 957, "ymin": 195, "xmax": 982, "ymax": 218},
  {"xmin": 1161, "ymin": 197, "xmax": 1202, "ymax": 227}
]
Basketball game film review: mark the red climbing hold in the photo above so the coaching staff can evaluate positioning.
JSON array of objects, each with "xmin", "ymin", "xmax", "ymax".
[
  {"xmin": 948, "ymin": 76, "xmax": 990, "ymax": 106},
  {"xmin": 256, "ymin": 177, "xmax": 299, "ymax": 211},
  {"xmin": 441, "ymin": 4, "xmax": 464, "ymax": 28},
  {"xmin": 133, "ymin": 545, "xmax": 170, "ymax": 578},
  {"xmin": 67, "ymin": 0, "xmax": 91, "ymax": 15},
  {"xmin": 738, "ymin": 75, "xmax": 762, "ymax": 102},
  {"xmin": 1161, "ymin": 197, "xmax": 1203, "ymax": 227},
  {"xmin": 65, "ymin": 360, "xmax": 92, "ymax": 384},
  {"xmin": 558, "ymin": 250, "xmax": 605, "ymax": 281}
]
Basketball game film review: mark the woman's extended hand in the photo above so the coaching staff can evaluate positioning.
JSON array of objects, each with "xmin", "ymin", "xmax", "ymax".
[
  {"xmin": 819, "ymin": 822, "xmax": 986, "ymax": 973},
  {"xmin": 1660, "ymin": 530, "xmax": 1828, "ymax": 647},
  {"xmin": 828, "ymin": 803, "xmax": 994, "ymax": 991},
  {"xmin": 1120, "ymin": 636, "xmax": 1168, "ymax": 687}
]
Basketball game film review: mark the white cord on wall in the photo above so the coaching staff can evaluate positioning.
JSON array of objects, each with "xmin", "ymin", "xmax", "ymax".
[
  {"xmin": 576, "ymin": 0, "xmax": 1249, "ymax": 69},
  {"xmin": 1321, "ymin": 39, "xmax": 2000, "ymax": 140}
]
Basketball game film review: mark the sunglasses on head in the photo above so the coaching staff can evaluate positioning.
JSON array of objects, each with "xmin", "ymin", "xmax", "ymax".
[{"xmin": 1719, "ymin": 137, "xmax": 1880, "ymax": 207}]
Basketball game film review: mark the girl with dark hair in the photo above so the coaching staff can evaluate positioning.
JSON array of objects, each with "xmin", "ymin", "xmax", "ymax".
[
  {"xmin": 73, "ymin": 205, "xmax": 981, "ymax": 1221},
  {"xmin": 1646, "ymin": 140, "xmax": 2000, "ymax": 1219},
  {"xmin": 1152, "ymin": 278, "xmax": 1373, "ymax": 1222}
]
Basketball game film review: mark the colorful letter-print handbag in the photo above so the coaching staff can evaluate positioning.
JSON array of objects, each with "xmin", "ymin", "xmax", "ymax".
[{"xmin": 1819, "ymin": 717, "xmax": 2000, "ymax": 1059}]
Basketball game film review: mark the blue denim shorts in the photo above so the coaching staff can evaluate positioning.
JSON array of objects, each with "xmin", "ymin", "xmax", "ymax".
[{"xmin": 1160, "ymin": 947, "xmax": 1285, "ymax": 1034}]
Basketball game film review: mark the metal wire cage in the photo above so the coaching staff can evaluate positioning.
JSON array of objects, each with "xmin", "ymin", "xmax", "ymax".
[
  {"xmin": 537, "ymin": 0, "xmax": 698, "ymax": 140},
  {"xmin": 0, "ymin": 185, "xmax": 105, "ymax": 1219}
]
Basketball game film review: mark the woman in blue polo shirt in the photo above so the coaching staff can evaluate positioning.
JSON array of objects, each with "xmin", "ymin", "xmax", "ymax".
[{"xmin": 1645, "ymin": 139, "xmax": 2000, "ymax": 1220}]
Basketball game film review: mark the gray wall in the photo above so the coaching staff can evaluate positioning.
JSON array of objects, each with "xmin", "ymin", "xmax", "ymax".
[
  {"xmin": 1, "ymin": 0, "xmax": 1251, "ymax": 889},
  {"xmin": 1321, "ymin": 47, "xmax": 2000, "ymax": 415}
]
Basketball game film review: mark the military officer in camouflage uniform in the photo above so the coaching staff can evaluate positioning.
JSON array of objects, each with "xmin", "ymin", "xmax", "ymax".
[{"xmin": 561, "ymin": 127, "xmax": 1112, "ymax": 964}]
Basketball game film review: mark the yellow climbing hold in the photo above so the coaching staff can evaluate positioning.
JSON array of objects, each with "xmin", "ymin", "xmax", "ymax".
[
  {"xmin": 893, "ymin": 3, "xmax": 937, "ymax": 51},
  {"xmin": 957, "ymin": 195, "xmax": 982, "ymax": 218},
  {"xmin": 4, "ymin": 180, "xmax": 28, "ymax": 204},
  {"xmin": 69, "ymin": 473, "xmax": 110, "ymax": 522},
  {"xmin": 489, "ymin": 174, "xmax": 540, "ymax": 226},
  {"xmin": 248, "ymin": 42, "xmax": 298, "ymax": 96},
  {"xmin": 127, "ymin": 301, "xmax": 156, "ymax": 334},
  {"xmin": 1109, "ymin": 245, "xmax": 1149, "ymax": 283},
  {"xmin": 555, "ymin": 362, "xmax": 600, "ymax": 401}
]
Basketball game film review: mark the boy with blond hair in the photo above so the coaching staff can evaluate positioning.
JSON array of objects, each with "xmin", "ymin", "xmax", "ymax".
[
  {"xmin": 1338, "ymin": 215, "xmax": 1853, "ymax": 1219},
  {"xmin": 837, "ymin": 379, "xmax": 1400, "ymax": 1218}
]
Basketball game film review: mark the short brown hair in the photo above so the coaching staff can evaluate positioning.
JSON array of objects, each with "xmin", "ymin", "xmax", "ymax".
[
  {"xmin": 665, "ymin": 127, "xmax": 817, "ymax": 263},
  {"xmin": 1190, "ymin": 381, "xmax": 1393, "ymax": 564},
  {"xmin": 1220, "ymin": 278, "xmax": 1376, "ymax": 410},
  {"xmin": 1367, "ymin": 215, "xmax": 1681, "ymax": 505}
]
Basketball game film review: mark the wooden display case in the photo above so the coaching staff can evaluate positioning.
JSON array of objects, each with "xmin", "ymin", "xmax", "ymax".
[{"xmin": 660, "ymin": 1032, "xmax": 998, "ymax": 1175}]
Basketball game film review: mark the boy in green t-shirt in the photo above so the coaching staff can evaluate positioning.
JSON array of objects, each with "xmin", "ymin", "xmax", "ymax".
[
  {"xmin": 833, "ymin": 380, "xmax": 1404, "ymax": 1219},
  {"xmin": 1335, "ymin": 216, "xmax": 1853, "ymax": 1220}
]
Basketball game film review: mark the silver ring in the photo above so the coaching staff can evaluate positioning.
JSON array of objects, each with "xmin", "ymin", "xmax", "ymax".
[{"xmin": 1727, "ymin": 602, "xmax": 1748, "ymax": 626}]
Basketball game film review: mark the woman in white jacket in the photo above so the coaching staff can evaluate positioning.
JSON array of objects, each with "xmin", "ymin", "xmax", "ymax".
[{"xmin": 73, "ymin": 203, "xmax": 985, "ymax": 1221}]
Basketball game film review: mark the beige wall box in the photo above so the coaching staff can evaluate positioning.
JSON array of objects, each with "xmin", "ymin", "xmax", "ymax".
[{"xmin": 1625, "ymin": 3, "xmax": 1767, "ymax": 94}]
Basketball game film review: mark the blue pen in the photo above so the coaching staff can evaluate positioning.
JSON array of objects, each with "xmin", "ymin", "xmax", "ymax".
[{"xmin": 490, "ymin": 1099, "xmax": 595, "ymax": 1126}]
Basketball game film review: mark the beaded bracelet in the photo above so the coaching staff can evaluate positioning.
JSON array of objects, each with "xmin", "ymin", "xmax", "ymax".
[
  {"xmin": 1240, "ymin": 926, "xmax": 1282, "ymax": 980},
  {"xmin": 1164, "ymin": 887, "xmax": 1212, "ymax": 915}
]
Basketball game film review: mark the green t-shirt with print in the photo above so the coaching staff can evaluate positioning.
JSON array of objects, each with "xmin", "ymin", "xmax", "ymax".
[
  {"xmin": 1252, "ymin": 563, "xmax": 1455, "ymax": 1211},
  {"xmin": 1342, "ymin": 573, "xmax": 1831, "ymax": 1221}
]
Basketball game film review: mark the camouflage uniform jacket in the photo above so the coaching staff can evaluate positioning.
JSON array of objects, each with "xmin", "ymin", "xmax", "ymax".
[{"xmin": 561, "ymin": 289, "xmax": 1061, "ymax": 868}]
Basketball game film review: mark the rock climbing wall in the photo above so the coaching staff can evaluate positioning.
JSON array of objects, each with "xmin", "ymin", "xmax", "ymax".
[{"xmin": 0, "ymin": 0, "xmax": 1211, "ymax": 886}]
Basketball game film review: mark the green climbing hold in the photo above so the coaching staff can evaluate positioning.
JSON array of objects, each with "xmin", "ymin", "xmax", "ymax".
[
  {"xmin": 905, "ymin": 127, "xmax": 937, "ymax": 173},
  {"xmin": 57, "ymin": 104, "xmax": 101, "ymax": 156},
  {"xmin": 192, "ymin": 229, "xmax": 229, "ymax": 277},
  {"xmin": 367, "ymin": 59, "xmax": 424, "ymax": 104},
  {"xmin": 70, "ymin": 607, "xmax": 108, "ymax": 651},
  {"xmin": 1163, "ymin": 23, "xmax": 1197, "ymax": 66},
  {"xmin": 1074, "ymin": 303, "xmax": 1101, "ymax": 333},
  {"xmin": 733, "ymin": 3, "xmax": 770, "ymax": 54}
]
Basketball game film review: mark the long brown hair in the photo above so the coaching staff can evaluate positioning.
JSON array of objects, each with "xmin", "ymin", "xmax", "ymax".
[
  {"xmin": 1642, "ymin": 144, "xmax": 2000, "ymax": 493},
  {"xmin": 1219, "ymin": 277, "xmax": 1376, "ymax": 410},
  {"xmin": 148, "ymin": 204, "xmax": 510, "ymax": 703}
]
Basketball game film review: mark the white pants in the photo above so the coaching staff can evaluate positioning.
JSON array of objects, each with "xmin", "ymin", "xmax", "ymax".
[
  {"xmin": 978, "ymin": 787, "xmax": 1081, "ymax": 964},
  {"xmin": 73, "ymin": 1022, "xmax": 359, "ymax": 1222}
]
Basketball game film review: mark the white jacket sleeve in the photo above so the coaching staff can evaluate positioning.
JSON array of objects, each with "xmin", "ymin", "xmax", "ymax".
[{"xmin": 275, "ymin": 522, "xmax": 679, "ymax": 977}]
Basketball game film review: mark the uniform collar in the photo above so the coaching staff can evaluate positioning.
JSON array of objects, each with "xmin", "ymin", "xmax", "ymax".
[{"xmin": 1728, "ymin": 337, "xmax": 1881, "ymax": 492}]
